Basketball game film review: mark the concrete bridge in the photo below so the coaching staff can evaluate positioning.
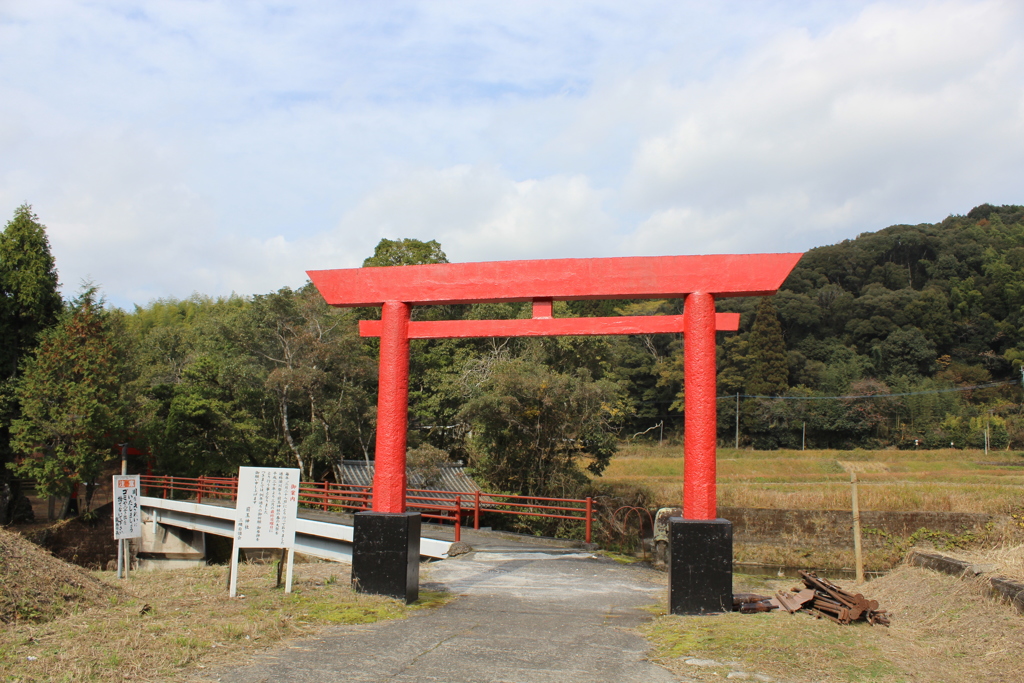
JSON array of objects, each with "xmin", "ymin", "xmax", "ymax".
[{"xmin": 136, "ymin": 495, "xmax": 454, "ymax": 569}]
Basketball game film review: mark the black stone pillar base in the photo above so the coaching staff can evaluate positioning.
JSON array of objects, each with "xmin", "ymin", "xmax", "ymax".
[
  {"xmin": 669, "ymin": 517, "xmax": 732, "ymax": 615},
  {"xmin": 352, "ymin": 511, "xmax": 421, "ymax": 604}
]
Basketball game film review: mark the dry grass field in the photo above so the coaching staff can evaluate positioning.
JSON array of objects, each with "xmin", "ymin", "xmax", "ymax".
[
  {"xmin": 0, "ymin": 551, "xmax": 442, "ymax": 683},
  {"xmin": 601, "ymin": 445, "xmax": 1024, "ymax": 514}
]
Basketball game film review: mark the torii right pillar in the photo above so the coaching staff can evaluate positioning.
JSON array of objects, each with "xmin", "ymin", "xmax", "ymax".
[{"xmin": 670, "ymin": 290, "xmax": 732, "ymax": 614}]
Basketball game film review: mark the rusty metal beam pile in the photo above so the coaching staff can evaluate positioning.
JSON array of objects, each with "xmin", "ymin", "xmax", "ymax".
[
  {"xmin": 732, "ymin": 571, "xmax": 890, "ymax": 626},
  {"xmin": 777, "ymin": 571, "xmax": 890, "ymax": 626}
]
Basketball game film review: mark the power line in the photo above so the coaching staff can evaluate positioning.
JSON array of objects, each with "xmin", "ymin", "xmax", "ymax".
[{"xmin": 717, "ymin": 379, "xmax": 1018, "ymax": 401}]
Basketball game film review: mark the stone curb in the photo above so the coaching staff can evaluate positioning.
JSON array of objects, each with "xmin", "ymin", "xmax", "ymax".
[{"xmin": 908, "ymin": 549, "xmax": 1024, "ymax": 614}]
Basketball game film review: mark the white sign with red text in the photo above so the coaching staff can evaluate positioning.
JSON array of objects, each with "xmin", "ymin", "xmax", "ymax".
[
  {"xmin": 234, "ymin": 467, "xmax": 300, "ymax": 549},
  {"xmin": 112, "ymin": 475, "xmax": 141, "ymax": 540}
]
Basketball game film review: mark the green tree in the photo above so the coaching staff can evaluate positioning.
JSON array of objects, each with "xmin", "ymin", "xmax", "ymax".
[
  {"xmin": 459, "ymin": 355, "xmax": 619, "ymax": 498},
  {"xmin": 0, "ymin": 205, "xmax": 62, "ymax": 520},
  {"xmin": 158, "ymin": 355, "xmax": 274, "ymax": 476},
  {"xmin": 238, "ymin": 285, "xmax": 377, "ymax": 478},
  {"xmin": 8, "ymin": 287, "xmax": 126, "ymax": 512},
  {"xmin": 360, "ymin": 237, "xmax": 482, "ymax": 458},
  {"xmin": 746, "ymin": 297, "xmax": 788, "ymax": 396},
  {"xmin": 0, "ymin": 204, "xmax": 62, "ymax": 377},
  {"xmin": 362, "ymin": 238, "xmax": 448, "ymax": 267},
  {"xmin": 876, "ymin": 327, "xmax": 936, "ymax": 378},
  {"xmin": 125, "ymin": 294, "xmax": 280, "ymax": 477}
]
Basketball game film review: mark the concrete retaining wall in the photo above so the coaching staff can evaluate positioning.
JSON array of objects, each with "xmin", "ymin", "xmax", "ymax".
[
  {"xmin": 719, "ymin": 507, "xmax": 1004, "ymax": 548},
  {"xmin": 654, "ymin": 506, "xmax": 1007, "ymax": 548},
  {"xmin": 908, "ymin": 550, "xmax": 1024, "ymax": 614}
]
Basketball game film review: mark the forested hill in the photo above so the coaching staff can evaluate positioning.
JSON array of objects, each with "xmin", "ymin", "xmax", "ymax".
[
  {"xmin": 711, "ymin": 203, "xmax": 1024, "ymax": 449},
  {"xmin": 778, "ymin": 202, "xmax": 1024, "ymax": 373}
]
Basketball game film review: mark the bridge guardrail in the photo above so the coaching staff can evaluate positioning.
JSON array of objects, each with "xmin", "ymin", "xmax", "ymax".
[{"xmin": 141, "ymin": 475, "xmax": 592, "ymax": 543}]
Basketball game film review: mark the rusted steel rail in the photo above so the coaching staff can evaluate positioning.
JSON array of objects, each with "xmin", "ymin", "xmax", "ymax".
[
  {"xmin": 733, "ymin": 572, "xmax": 890, "ymax": 625},
  {"xmin": 140, "ymin": 475, "xmax": 593, "ymax": 543},
  {"xmin": 770, "ymin": 571, "xmax": 890, "ymax": 626}
]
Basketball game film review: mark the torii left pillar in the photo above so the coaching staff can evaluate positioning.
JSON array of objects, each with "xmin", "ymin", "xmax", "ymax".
[{"xmin": 351, "ymin": 300, "xmax": 421, "ymax": 603}]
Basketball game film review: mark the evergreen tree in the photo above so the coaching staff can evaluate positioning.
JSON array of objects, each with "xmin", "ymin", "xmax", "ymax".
[
  {"xmin": 746, "ymin": 297, "xmax": 788, "ymax": 396},
  {"xmin": 0, "ymin": 206, "xmax": 62, "ymax": 375},
  {"xmin": 8, "ymin": 287, "xmax": 126, "ymax": 512},
  {"xmin": 0, "ymin": 205, "xmax": 62, "ymax": 521},
  {"xmin": 360, "ymin": 237, "xmax": 472, "ymax": 457}
]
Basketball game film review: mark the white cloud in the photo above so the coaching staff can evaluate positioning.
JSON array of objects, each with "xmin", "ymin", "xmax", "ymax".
[
  {"xmin": 621, "ymin": 1, "xmax": 1024, "ymax": 250},
  {"xmin": 314, "ymin": 165, "xmax": 616, "ymax": 265},
  {"xmin": 1, "ymin": 1, "xmax": 1023, "ymax": 307}
]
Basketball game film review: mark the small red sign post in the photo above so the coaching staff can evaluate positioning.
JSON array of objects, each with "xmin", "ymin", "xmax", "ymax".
[{"xmin": 309, "ymin": 252, "xmax": 802, "ymax": 606}]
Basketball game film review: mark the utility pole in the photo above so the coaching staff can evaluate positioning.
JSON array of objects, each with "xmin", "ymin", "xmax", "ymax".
[
  {"xmin": 735, "ymin": 392, "xmax": 740, "ymax": 449},
  {"xmin": 984, "ymin": 412, "xmax": 990, "ymax": 456}
]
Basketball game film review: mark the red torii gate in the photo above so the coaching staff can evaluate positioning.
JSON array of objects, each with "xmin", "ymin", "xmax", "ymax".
[{"xmin": 309, "ymin": 252, "xmax": 801, "ymax": 609}]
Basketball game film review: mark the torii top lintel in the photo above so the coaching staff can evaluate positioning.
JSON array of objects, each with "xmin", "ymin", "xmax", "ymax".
[{"xmin": 307, "ymin": 253, "xmax": 803, "ymax": 308}]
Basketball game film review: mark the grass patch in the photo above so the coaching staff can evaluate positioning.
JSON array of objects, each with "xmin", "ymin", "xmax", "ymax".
[
  {"xmin": 279, "ymin": 594, "xmax": 403, "ymax": 624},
  {"xmin": 734, "ymin": 541, "xmax": 899, "ymax": 573},
  {"xmin": 0, "ymin": 561, "xmax": 426, "ymax": 682},
  {"xmin": 411, "ymin": 590, "xmax": 455, "ymax": 610},
  {"xmin": 597, "ymin": 550, "xmax": 642, "ymax": 564}
]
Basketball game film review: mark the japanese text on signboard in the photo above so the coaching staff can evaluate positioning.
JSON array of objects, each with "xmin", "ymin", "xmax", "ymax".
[
  {"xmin": 235, "ymin": 467, "xmax": 299, "ymax": 548},
  {"xmin": 112, "ymin": 475, "xmax": 141, "ymax": 540}
]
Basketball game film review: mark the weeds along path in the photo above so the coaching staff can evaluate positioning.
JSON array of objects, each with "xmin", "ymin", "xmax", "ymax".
[{"xmin": 204, "ymin": 549, "xmax": 678, "ymax": 683}]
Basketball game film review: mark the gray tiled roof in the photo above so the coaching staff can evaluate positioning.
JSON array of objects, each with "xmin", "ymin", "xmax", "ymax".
[{"xmin": 338, "ymin": 460, "xmax": 498, "ymax": 506}]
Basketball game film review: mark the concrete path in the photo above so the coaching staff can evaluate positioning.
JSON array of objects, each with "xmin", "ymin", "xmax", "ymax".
[{"xmin": 208, "ymin": 546, "xmax": 680, "ymax": 682}]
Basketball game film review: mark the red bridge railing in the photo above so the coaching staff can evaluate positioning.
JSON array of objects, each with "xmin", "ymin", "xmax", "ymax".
[{"xmin": 140, "ymin": 475, "xmax": 593, "ymax": 543}]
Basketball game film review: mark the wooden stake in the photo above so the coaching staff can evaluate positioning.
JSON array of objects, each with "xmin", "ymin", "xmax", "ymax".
[
  {"xmin": 285, "ymin": 548, "xmax": 295, "ymax": 594},
  {"xmin": 851, "ymin": 471, "xmax": 864, "ymax": 584}
]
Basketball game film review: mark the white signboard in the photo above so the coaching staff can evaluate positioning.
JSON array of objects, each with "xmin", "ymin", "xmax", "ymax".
[
  {"xmin": 234, "ymin": 466, "xmax": 300, "ymax": 549},
  {"xmin": 112, "ymin": 475, "xmax": 141, "ymax": 540}
]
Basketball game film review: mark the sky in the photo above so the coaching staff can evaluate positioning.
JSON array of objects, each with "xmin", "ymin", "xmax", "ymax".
[{"xmin": 1, "ymin": 1, "xmax": 1023, "ymax": 309}]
